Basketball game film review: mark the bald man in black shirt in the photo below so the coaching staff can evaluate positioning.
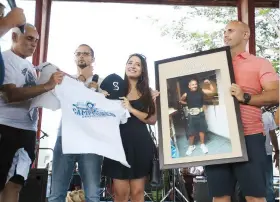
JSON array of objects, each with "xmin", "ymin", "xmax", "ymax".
[{"xmin": 180, "ymin": 79, "xmax": 215, "ymax": 156}]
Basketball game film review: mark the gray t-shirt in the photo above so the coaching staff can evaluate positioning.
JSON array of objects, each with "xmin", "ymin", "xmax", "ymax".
[
  {"xmin": 0, "ymin": 50, "xmax": 38, "ymax": 131},
  {"xmin": 262, "ymin": 111, "xmax": 277, "ymax": 155}
]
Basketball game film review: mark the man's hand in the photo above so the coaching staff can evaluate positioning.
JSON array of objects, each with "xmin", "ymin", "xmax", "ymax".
[
  {"xmin": 88, "ymin": 82, "xmax": 98, "ymax": 90},
  {"xmin": 5, "ymin": 8, "xmax": 26, "ymax": 27},
  {"xmin": 230, "ymin": 83, "xmax": 244, "ymax": 102},
  {"xmin": 274, "ymin": 151, "xmax": 279, "ymax": 170},
  {"xmin": 44, "ymin": 71, "xmax": 64, "ymax": 91}
]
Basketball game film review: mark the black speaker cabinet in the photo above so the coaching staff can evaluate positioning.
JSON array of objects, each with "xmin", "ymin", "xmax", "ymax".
[
  {"xmin": 19, "ymin": 168, "xmax": 48, "ymax": 202},
  {"xmin": 193, "ymin": 177, "xmax": 212, "ymax": 202}
]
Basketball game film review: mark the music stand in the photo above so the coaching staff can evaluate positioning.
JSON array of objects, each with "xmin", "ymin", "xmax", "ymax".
[{"xmin": 160, "ymin": 169, "xmax": 189, "ymax": 202}]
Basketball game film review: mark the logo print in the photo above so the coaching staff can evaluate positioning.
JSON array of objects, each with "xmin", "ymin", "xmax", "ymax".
[
  {"xmin": 72, "ymin": 101, "xmax": 116, "ymax": 118},
  {"xmin": 113, "ymin": 82, "xmax": 119, "ymax": 91}
]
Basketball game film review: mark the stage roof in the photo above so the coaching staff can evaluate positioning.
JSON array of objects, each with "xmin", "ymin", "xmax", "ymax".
[{"xmin": 24, "ymin": 0, "xmax": 279, "ymax": 8}]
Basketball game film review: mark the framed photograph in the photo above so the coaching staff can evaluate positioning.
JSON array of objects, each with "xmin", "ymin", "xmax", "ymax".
[{"xmin": 155, "ymin": 46, "xmax": 247, "ymax": 169}]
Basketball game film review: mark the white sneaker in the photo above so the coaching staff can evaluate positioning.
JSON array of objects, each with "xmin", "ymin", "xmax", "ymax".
[
  {"xmin": 200, "ymin": 144, "xmax": 208, "ymax": 154},
  {"xmin": 186, "ymin": 145, "xmax": 196, "ymax": 156}
]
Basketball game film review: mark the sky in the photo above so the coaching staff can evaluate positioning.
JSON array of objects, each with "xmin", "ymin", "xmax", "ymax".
[{"xmin": 1, "ymin": 0, "xmax": 261, "ymax": 170}]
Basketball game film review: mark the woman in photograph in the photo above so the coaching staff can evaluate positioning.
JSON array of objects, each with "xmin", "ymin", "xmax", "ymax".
[{"xmin": 102, "ymin": 53, "xmax": 158, "ymax": 202}]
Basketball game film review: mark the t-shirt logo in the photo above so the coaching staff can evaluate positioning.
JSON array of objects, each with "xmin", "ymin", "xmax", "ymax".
[
  {"xmin": 22, "ymin": 68, "xmax": 36, "ymax": 87},
  {"xmin": 72, "ymin": 101, "xmax": 116, "ymax": 118},
  {"xmin": 113, "ymin": 82, "xmax": 119, "ymax": 91}
]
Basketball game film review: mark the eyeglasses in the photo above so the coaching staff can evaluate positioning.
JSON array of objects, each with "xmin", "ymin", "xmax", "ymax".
[{"xmin": 74, "ymin": 52, "xmax": 91, "ymax": 57}]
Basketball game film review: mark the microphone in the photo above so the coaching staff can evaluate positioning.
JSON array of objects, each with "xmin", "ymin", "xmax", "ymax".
[
  {"xmin": 92, "ymin": 74, "xmax": 99, "ymax": 83},
  {"xmin": 90, "ymin": 74, "xmax": 99, "ymax": 91},
  {"xmin": 7, "ymin": 0, "xmax": 25, "ymax": 33}
]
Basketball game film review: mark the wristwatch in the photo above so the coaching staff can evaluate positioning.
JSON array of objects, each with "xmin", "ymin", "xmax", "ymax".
[{"xmin": 243, "ymin": 93, "xmax": 251, "ymax": 104}]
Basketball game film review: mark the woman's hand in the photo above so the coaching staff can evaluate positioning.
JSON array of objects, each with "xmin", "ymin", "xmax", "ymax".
[
  {"xmin": 120, "ymin": 97, "xmax": 133, "ymax": 112},
  {"xmin": 151, "ymin": 89, "xmax": 160, "ymax": 102},
  {"xmin": 102, "ymin": 90, "xmax": 110, "ymax": 97}
]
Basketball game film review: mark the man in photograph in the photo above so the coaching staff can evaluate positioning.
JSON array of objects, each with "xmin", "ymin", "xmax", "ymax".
[
  {"xmin": 205, "ymin": 20, "xmax": 279, "ymax": 202},
  {"xmin": 179, "ymin": 78, "xmax": 215, "ymax": 156}
]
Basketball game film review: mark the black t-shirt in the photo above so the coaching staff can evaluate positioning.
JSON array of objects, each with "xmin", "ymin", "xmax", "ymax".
[
  {"xmin": 186, "ymin": 90, "xmax": 204, "ymax": 108},
  {"xmin": 100, "ymin": 73, "xmax": 125, "ymax": 100}
]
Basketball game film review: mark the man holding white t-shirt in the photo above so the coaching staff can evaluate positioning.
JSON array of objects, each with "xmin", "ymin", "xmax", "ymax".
[
  {"xmin": 0, "ymin": 24, "xmax": 64, "ymax": 202},
  {"xmin": 49, "ymin": 44, "xmax": 105, "ymax": 202}
]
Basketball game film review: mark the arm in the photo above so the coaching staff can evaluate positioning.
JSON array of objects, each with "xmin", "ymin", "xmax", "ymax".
[
  {"xmin": 248, "ymin": 81, "xmax": 279, "ymax": 107},
  {"xmin": 3, "ymin": 66, "xmax": 64, "ymax": 103},
  {"xmin": 1, "ymin": 60, "xmax": 48, "ymax": 102},
  {"xmin": 202, "ymin": 80, "xmax": 215, "ymax": 94},
  {"xmin": 0, "ymin": 8, "xmax": 25, "ymax": 38},
  {"xmin": 249, "ymin": 60, "xmax": 279, "ymax": 107},
  {"xmin": 121, "ymin": 97, "xmax": 157, "ymax": 125},
  {"xmin": 269, "ymin": 129, "xmax": 279, "ymax": 152},
  {"xmin": 179, "ymin": 93, "xmax": 187, "ymax": 104},
  {"xmin": 3, "ymin": 83, "xmax": 48, "ymax": 103},
  {"xmin": 231, "ymin": 60, "xmax": 279, "ymax": 106},
  {"xmin": 0, "ymin": 18, "xmax": 13, "ymax": 37},
  {"xmin": 130, "ymin": 101, "xmax": 157, "ymax": 125}
]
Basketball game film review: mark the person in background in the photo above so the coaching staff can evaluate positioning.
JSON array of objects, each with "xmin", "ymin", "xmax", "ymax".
[
  {"xmin": 237, "ymin": 107, "xmax": 279, "ymax": 202},
  {"xmin": 260, "ymin": 108, "xmax": 279, "ymax": 202},
  {"xmin": 274, "ymin": 107, "xmax": 279, "ymax": 127}
]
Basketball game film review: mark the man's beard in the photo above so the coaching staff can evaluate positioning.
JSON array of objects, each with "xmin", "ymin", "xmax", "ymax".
[{"xmin": 78, "ymin": 63, "xmax": 87, "ymax": 69}]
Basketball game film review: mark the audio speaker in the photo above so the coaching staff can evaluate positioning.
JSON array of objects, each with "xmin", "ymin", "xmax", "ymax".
[
  {"xmin": 193, "ymin": 177, "xmax": 212, "ymax": 202},
  {"xmin": 19, "ymin": 168, "xmax": 48, "ymax": 202}
]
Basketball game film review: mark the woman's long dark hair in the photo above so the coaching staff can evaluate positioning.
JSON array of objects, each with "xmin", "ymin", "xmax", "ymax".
[{"xmin": 124, "ymin": 53, "xmax": 155, "ymax": 119}]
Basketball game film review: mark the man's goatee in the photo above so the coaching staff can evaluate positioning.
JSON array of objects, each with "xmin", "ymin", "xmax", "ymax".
[{"xmin": 78, "ymin": 64, "xmax": 87, "ymax": 69}]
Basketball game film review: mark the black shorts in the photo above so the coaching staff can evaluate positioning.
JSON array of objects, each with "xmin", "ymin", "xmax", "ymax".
[
  {"xmin": 205, "ymin": 134, "xmax": 266, "ymax": 198},
  {"xmin": 187, "ymin": 112, "xmax": 208, "ymax": 135},
  {"xmin": 0, "ymin": 124, "xmax": 36, "ymax": 191}
]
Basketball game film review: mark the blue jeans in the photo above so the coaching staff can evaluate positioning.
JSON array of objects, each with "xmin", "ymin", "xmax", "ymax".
[{"xmin": 48, "ymin": 136, "xmax": 103, "ymax": 202}]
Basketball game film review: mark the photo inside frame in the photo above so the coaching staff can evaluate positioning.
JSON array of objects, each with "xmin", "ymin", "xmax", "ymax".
[
  {"xmin": 167, "ymin": 69, "xmax": 232, "ymax": 159},
  {"xmin": 156, "ymin": 48, "xmax": 246, "ymax": 168}
]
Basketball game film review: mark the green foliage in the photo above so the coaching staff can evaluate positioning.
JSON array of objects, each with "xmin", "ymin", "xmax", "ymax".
[{"xmin": 147, "ymin": 6, "xmax": 280, "ymax": 73}]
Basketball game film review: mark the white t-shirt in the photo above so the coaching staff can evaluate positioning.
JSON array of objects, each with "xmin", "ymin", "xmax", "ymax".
[
  {"xmin": 55, "ymin": 76, "xmax": 130, "ymax": 167},
  {"xmin": 262, "ymin": 111, "xmax": 277, "ymax": 155},
  {"xmin": 29, "ymin": 62, "xmax": 104, "ymax": 113},
  {"xmin": 0, "ymin": 50, "xmax": 38, "ymax": 131}
]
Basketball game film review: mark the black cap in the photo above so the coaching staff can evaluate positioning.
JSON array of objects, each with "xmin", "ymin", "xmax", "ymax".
[{"xmin": 100, "ymin": 73, "xmax": 125, "ymax": 100}]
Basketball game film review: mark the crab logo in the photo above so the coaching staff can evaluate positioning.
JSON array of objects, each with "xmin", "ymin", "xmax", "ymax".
[{"xmin": 72, "ymin": 101, "xmax": 116, "ymax": 118}]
